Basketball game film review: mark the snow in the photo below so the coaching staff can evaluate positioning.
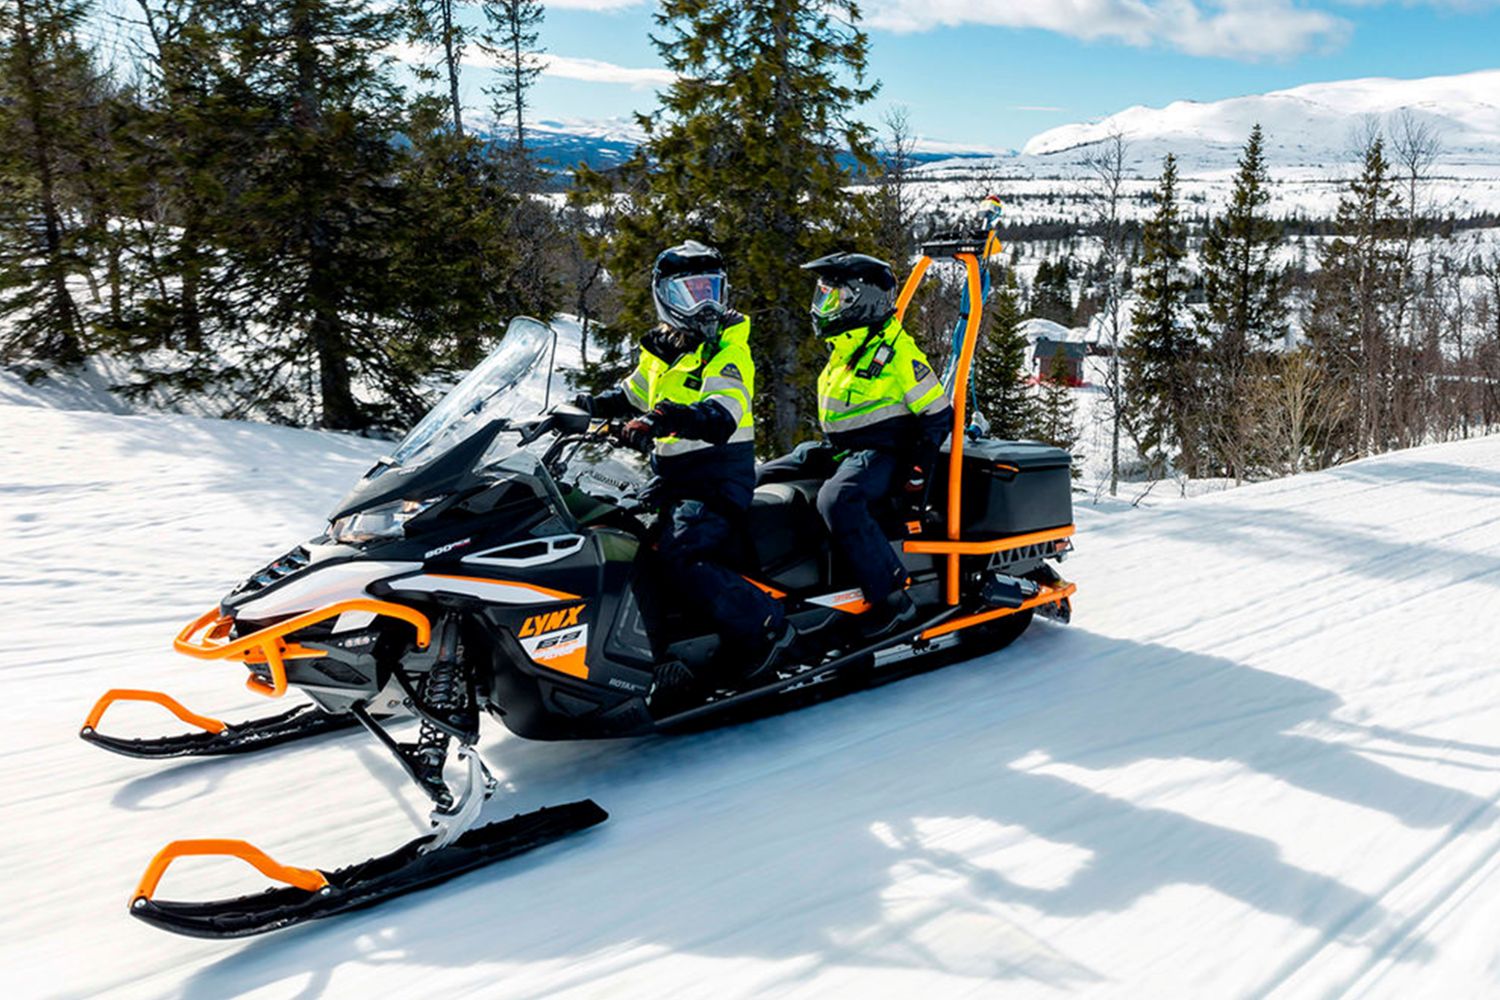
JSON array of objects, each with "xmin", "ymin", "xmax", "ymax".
[
  {"xmin": 1021, "ymin": 69, "xmax": 1500, "ymax": 171},
  {"xmin": 7, "ymin": 378, "xmax": 1500, "ymax": 997}
]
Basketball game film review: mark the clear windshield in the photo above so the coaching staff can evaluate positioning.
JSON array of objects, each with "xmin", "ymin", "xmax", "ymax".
[{"xmin": 388, "ymin": 317, "xmax": 556, "ymax": 470}]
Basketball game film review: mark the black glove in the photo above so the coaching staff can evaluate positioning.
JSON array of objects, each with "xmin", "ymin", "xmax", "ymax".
[
  {"xmin": 903, "ymin": 463, "xmax": 928, "ymax": 495},
  {"xmin": 570, "ymin": 392, "xmax": 594, "ymax": 416},
  {"xmin": 650, "ymin": 401, "xmax": 691, "ymax": 437},
  {"xmin": 619, "ymin": 415, "xmax": 657, "ymax": 453}
]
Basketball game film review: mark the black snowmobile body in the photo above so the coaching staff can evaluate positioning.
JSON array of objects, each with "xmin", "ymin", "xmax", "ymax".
[{"xmin": 81, "ymin": 226, "xmax": 1077, "ymax": 939}]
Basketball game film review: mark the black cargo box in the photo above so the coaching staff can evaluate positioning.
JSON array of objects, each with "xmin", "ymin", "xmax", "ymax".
[{"xmin": 929, "ymin": 439, "xmax": 1073, "ymax": 538}]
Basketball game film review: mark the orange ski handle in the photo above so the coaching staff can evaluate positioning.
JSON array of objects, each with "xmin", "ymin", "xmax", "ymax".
[
  {"xmin": 82, "ymin": 689, "xmax": 228, "ymax": 736},
  {"xmin": 132, "ymin": 839, "xmax": 329, "ymax": 904},
  {"xmin": 174, "ymin": 598, "xmax": 433, "ymax": 699}
]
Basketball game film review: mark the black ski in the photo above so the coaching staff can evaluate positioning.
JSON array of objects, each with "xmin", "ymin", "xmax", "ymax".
[
  {"xmin": 130, "ymin": 800, "xmax": 608, "ymax": 938},
  {"xmin": 81, "ymin": 703, "xmax": 361, "ymax": 759}
]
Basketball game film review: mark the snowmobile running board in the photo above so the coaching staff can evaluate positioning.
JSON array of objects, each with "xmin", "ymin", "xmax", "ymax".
[
  {"xmin": 654, "ymin": 578, "xmax": 1074, "ymax": 731},
  {"xmin": 79, "ymin": 691, "xmax": 360, "ymax": 759},
  {"xmin": 128, "ymin": 800, "xmax": 608, "ymax": 938}
]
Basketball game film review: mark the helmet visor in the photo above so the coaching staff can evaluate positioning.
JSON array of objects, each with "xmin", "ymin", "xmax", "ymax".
[
  {"xmin": 811, "ymin": 281, "xmax": 847, "ymax": 321},
  {"xmin": 658, "ymin": 273, "xmax": 726, "ymax": 316}
]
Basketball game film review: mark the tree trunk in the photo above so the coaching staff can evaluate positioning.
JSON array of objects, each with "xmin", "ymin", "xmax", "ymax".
[
  {"xmin": 441, "ymin": 0, "xmax": 463, "ymax": 136},
  {"xmin": 292, "ymin": 2, "xmax": 358, "ymax": 429},
  {"xmin": 14, "ymin": 0, "xmax": 86, "ymax": 365}
]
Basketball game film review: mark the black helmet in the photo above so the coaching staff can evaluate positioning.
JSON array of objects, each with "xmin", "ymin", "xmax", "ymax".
[
  {"xmin": 652, "ymin": 240, "xmax": 729, "ymax": 344},
  {"xmin": 802, "ymin": 252, "xmax": 897, "ymax": 338}
]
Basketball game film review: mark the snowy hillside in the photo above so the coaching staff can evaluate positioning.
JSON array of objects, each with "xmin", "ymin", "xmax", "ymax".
[
  {"xmin": 908, "ymin": 70, "xmax": 1500, "ymax": 222},
  {"xmin": 1023, "ymin": 69, "xmax": 1500, "ymax": 171},
  {"xmin": 6, "ymin": 389, "xmax": 1500, "ymax": 997}
]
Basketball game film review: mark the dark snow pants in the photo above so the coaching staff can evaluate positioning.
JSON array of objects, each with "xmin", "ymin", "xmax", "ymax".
[
  {"xmin": 655, "ymin": 498, "xmax": 783, "ymax": 647},
  {"xmin": 756, "ymin": 442, "xmax": 906, "ymax": 606}
]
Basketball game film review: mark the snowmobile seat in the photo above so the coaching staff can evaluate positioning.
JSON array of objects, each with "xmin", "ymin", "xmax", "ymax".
[{"xmin": 746, "ymin": 481, "xmax": 828, "ymax": 592}]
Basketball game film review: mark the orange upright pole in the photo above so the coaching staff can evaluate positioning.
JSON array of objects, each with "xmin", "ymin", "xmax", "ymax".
[
  {"xmin": 894, "ymin": 256, "xmax": 932, "ymax": 324},
  {"xmin": 944, "ymin": 254, "xmax": 984, "ymax": 604}
]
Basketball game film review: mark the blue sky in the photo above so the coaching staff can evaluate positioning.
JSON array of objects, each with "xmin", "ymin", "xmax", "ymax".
[{"xmin": 445, "ymin": 0, "xmax": 1500, "ymax": 152}]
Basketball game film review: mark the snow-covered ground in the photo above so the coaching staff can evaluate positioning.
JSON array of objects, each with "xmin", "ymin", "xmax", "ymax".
[{"xmin": 6, "ymin": 378, "xmax": 1500, "ymax": 998}]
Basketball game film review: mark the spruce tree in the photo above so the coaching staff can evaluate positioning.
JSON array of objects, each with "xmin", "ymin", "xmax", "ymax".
[
  {"xmin": 575, "ymin": 0, "xmax": 878, "ymax": 451},
  {"xmin": 406, "ymin": 0, "xmax": 476, "ymax": 135},
  {"xmin": 1197, "ymin": 124, "xmax": 1287, "ymax": 481},
  {"xmin": 1306, "ymin": 133, "xmax": 1404, "ymax": 459},
  {"xmin": 1125, "ymin": 153, "xmax": 1198, "ymax": 477},
  {"xmin": 1029, "ymin": 257, "xmax": 1073, "ymax": 326},
  {"xmin": 972, "ymin": 272, "xmax": 1038, "ymax": 439},
  {"xmin": 481, "ymin": 0, "xmax": 543, "ymax": 163},
  {"xmin": 0, "ymin": 0, "xmax": 94, "ymax": 368},
  {"xmin": 1034, "ymin": 348, "xmax": 1079, "ymax": 463}
]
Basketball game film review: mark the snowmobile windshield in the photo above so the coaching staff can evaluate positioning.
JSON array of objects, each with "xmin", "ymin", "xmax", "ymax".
[{"xmin": 387, "ymin": 317, "xmax": 555, "ymax": 471}]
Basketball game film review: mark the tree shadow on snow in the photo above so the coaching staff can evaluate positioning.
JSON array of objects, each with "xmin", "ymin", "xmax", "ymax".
[{"xmin": 175, "ymin": 624, "xmax": 1498, "ymax": 997}]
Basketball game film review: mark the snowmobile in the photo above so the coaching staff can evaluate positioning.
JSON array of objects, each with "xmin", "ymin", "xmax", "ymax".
[{"xmin": 80, "ymin": 220, "xmax": 1077, "ymax": 939}]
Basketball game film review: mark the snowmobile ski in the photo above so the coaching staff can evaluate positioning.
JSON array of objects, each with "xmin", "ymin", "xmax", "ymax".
[
  {"xmin": 128, "ymin": 800, "xmax": 608, "ymax": 939},
  {"xmin": 80, "ymin": 690, "xmax": 359, "ymax": 759}
]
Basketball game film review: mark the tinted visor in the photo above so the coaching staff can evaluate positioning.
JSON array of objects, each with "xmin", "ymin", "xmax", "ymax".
[
  {"xmin": 658, "ymin": 273, "xmax": 726, "ymax": 316},
  {"xmin": 811, "ymin": 281, "xmax": 847, "ymax": 320}
]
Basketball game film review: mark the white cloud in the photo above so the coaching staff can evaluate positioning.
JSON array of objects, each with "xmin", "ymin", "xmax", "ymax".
[
  {"xmin": 545, "ymin": 0, "xmax": 647, "ymax": 7},
  {"xmin": 538, "ymin": 54, "xmax": 675, "ymax": 88},
  {"xmin": 391, "ymin": 42, "xmax": 672, "ymax": 90},
  {"xmin": 862, "ymin": 0, "xmax": 1351, "ymax": 60}
]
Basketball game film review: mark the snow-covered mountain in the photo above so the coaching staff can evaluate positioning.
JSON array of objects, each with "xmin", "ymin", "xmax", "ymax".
[
  {"xmin": 1019, "ymin": 69, "xmax": 1500, "ymax": 172},
  {"xmin": 474, "ymin": 115, "xmax": 999, "ymax": 178}
]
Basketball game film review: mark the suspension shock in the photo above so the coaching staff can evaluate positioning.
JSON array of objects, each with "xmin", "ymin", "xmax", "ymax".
[{"xmin": 413, "ymin": 616, "xmax": 466, "ymax": 808}]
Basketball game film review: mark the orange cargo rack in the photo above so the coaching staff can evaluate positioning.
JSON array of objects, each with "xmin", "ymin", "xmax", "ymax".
[{"xmin": 893, "ymin": 227, "xmax": 1077, "ymax": 606}]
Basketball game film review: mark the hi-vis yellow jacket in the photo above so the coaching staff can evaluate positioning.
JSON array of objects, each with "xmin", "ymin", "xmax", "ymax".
[
  {"xmin": 622, "ymin": 314, "xmax": 755, "ymax": 458},
  {"xmin": 817, "ymin": 317, "xmax": 950, "ymax": 452}
]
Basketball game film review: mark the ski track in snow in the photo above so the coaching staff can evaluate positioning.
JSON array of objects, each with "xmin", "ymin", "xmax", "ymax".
[{"xmin": 4, "ymin": 398, "xmax": 1500, "ymax": 999}]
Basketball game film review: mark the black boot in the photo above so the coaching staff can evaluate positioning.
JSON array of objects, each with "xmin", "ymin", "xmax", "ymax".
[
  {"xmin": 647, "ymin": 660, "xmax": 703, "ymax": 717},
  {"xmin": 738, "ymin": 620, "xmax": 799, "ymax": 689},
  {"xmin": 861, "ymin": 589, "xmax": 918, "ymax": 640}
]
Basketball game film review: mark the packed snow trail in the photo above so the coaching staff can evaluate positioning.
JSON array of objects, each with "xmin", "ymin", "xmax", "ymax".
[{"xmin": 4, "ymin": 397, "xmax": 1500, "ymax": 999}]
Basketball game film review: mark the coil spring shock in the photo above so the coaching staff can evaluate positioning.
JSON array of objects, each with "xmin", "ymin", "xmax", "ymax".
[{"xmin": 414, "ymin": 618, "xmax": 466, "ymax": 806}]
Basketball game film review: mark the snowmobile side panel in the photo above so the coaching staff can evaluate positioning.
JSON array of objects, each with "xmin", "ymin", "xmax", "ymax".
[{"xmin": 128, "ymin": 800, "xmax": 608, "ymax": 939}]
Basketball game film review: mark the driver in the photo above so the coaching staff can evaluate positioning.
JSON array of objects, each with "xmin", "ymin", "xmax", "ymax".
[
  {"xmin": 572, "ymin": 241, "xmax": 795, "ymax": 701},
  {"xmin": 757, "ymin": 252, "xmax": 951, "ymax": 641}
]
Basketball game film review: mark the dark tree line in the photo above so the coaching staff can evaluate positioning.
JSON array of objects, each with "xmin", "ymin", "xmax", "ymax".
[{"xmin": 1, "ymin": 0, "xmax": 557, "ymax": 430}]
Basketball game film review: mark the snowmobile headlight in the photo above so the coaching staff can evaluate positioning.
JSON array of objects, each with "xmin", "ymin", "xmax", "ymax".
[{"xmin": 329, "ymin": 496, "xmax": 446, "ymax": 545}]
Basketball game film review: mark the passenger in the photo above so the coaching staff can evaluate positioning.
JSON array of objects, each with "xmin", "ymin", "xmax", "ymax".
[{"xmin": 757, "ymin": 252, "xmax": 951, "ymax": 640}]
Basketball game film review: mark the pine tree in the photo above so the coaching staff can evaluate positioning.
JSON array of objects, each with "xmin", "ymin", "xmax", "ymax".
[
  {"xmin": 1306, "ymin": 132, "xmax": 1404, "ymax": 460},
  {"xmin": 971, "ymin": 272, "xmax": 1038, "ymax": 439},
  {"xmin": 1029, "ymin": 257, "xmax": 1073, "ymax": 326},
  {"xmin": 481, "ymin": 0, "xmax": 543, "ymax": 164},
  {"xmin": 1197, "ymin": 124, "xmax": 1287, "ymax": 481},
  {"xmin": 1034, "ymin": 348, "xmax": 1078, "ymax": 464},
  {"xmin": 1125, "ymin": 153, "xmax": 1198, "ymax": 477},
  {"xmin": 574, "ymin": 0, "xmax": 878, "ymax": 451},
  {"xmin": 102, "ymin": 1, "xmax": 259, "ymax": 394},
  {"xmin": 406, "ymin": 0, "xmax": 476, "ymax": 135},
  {"xmin": 0, "ymin": 0, "xmax": 94, "ymax": 368}
]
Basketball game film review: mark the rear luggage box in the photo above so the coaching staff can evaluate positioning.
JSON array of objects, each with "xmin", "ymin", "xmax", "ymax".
[{"xmin": 933, "ymin": 439, "xmax": 1073, "ymax": 538}]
